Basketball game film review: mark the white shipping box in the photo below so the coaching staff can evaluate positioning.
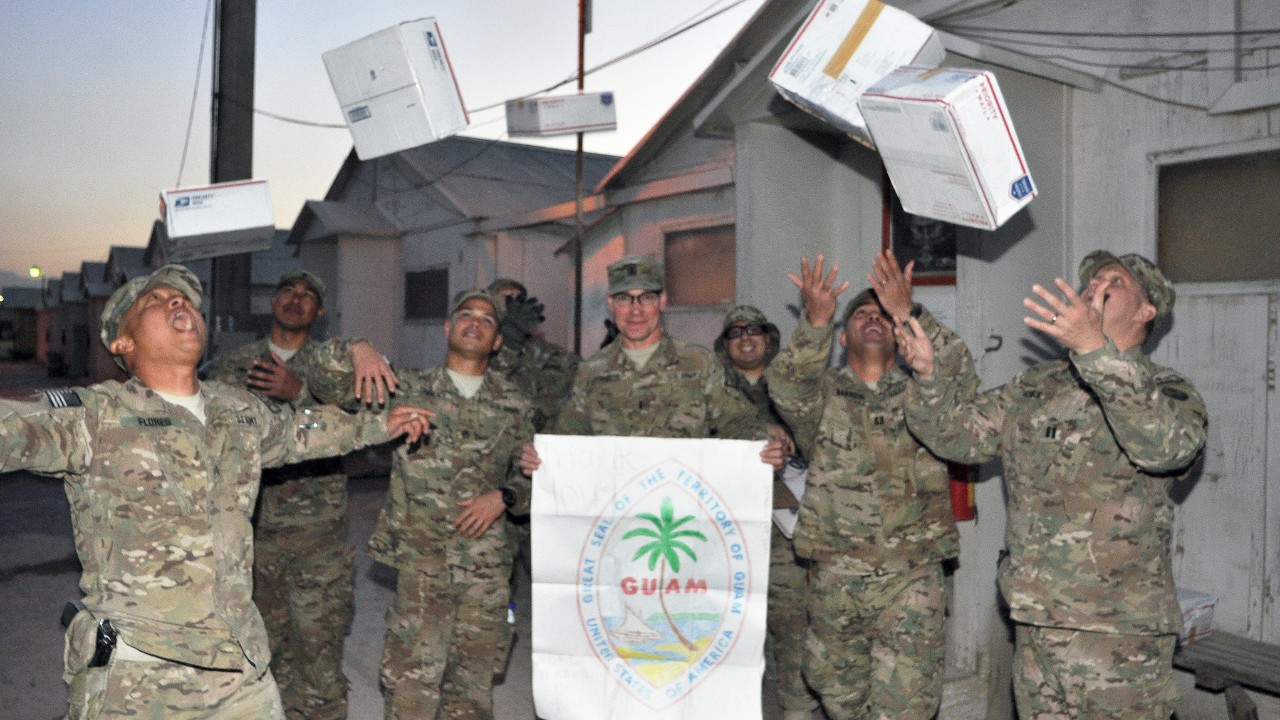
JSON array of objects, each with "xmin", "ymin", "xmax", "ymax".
[
  {"xmin": 1176, "ymin": 587, "xmax": 1216, "ymax": 644},
  {"xmin": 323, "ymin": 18, "xmax": 468, "ymax": 160},
  {"xmin": 860, "ymin": 66, "xmax": 1036, "ymax": 230},
  {"xmin": 769, "ymin": 0, "xmax": 944, "ymax": 148},
  {"xmin": 506, "ymin": 92, "xmax": 617, "ymax": 137},
  {"xmin": 159, "ymin": 180, "xmax": 275, "ymax": 262}
]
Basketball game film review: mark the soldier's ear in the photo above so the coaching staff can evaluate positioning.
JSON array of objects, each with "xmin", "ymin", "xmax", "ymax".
[
  {"xmin": 837, "ymin": 328, "xmax": 848, "ymax": 350},
  {"xmin": 109, "ymin": 334, "xmax": 134, "ymax": 358},
  {"xmin": 491, "ymin": 332, "xmax": 503, "ymax": 354},
  {"xmin": 315, "ymin": 306, "xmax": 326, "ymax": 321}
]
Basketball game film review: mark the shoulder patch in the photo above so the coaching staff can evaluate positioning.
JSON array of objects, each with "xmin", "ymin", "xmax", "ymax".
[
  {"xmin": 1161, "ymin": 387, "xmax": 1189, "ymax": 401},
  {"xmin": 43, "ymin": 388, "xmax": 82, "ymax": 409}
]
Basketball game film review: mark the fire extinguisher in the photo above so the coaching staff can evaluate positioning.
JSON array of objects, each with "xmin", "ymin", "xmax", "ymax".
[{"xmin": 948, "ymin": 463, "xmax": 975, "ymax": 521}]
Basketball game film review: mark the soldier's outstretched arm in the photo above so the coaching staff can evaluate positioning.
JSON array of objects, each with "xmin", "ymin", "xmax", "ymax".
[{"xmin": 0, "ymin": 393, "xmax": 92, "ymax": 475}]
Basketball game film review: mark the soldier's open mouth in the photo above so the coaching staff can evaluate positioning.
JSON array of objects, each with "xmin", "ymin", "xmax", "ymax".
[{"xmin": 171, "ymin": 310, "xmax": 196, "ymax": 332}]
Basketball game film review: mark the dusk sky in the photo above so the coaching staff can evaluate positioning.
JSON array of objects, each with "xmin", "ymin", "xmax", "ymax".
[{"xmin": 0, "ymin": 0, "xmax": 767, "ymax": 285}]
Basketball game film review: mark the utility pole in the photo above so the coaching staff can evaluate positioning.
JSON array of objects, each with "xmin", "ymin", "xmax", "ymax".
[
  {"xmin": 209, "ymin": 0, "xmax": 256, "ymax": 334},
  {"xmin": 572, "ymin": 0, "xmax": 589, "ymax": 354}
]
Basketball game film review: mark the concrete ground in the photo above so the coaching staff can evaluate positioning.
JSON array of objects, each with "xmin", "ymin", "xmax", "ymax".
[{"xmin": 2, "ymin": 359, "xmax": 1277, "ymax": 719}]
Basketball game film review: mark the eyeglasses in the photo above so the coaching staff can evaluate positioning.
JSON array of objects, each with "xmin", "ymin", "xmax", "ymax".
[
  {"xmin": 723, "ymin": 324, "xmax": 765, "ymax": 340},
  {"xmin": 610, "ymin": 291, "xmax": 661, "ymax": 307}
]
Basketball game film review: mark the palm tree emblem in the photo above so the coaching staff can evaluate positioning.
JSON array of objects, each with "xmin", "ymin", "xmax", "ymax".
[{"xmin": 622, "ymin": 497, "xmax": 707, "ymax": 651}]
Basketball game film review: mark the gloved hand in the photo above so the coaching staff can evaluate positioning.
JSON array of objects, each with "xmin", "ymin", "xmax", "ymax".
[{"xmin": 499, "ymin": 295, "xmax": 545, "ymax": 350}]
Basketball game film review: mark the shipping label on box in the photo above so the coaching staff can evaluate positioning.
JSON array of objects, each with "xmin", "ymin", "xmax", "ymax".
[
  {"xmin": 159, "ymin": 180, "xmax": 275, "ymax": 262},
  {"xmin": 1176, "ymin": 587, "xmax": 1216, "ymax": 644},
  {"xmin": 769, "ymin": 0, "xmax": 944, "ymax": 148},
  {"xmin": 323, "ymin": 18, "xmax": 468, "ymax": 160},
  {"xmin": 506, "ymin": 92, "xmax": 617, "ymax": 137},
  {"xmin": 860, "ymin": 66, "xmax": 1036, "ymax": 231}
]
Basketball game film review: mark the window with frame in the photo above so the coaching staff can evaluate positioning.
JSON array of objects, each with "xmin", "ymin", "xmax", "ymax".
[
  {"xmin": 1158, "ymin": 150, "xmax": 1280, "ymax": 282},
  {"xmin": 404, "ymin": 267, "xmax": 449, "ymax": 320},
  {"xmin": 663, "ymin": 225, "xmax": 735, "ymax": 306}
]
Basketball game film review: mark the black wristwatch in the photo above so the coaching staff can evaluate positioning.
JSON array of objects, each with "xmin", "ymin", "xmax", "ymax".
[{"xmin": 499, "ymin": 487, "xmax": 516, "ymax": 509}]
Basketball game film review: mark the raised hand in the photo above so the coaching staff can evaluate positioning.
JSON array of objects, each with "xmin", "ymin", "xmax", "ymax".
[
  {"xmin": 867, "ymin": 247, "xmax": 915, "ymax": 322},
  {"xmin": 1022, "ymin": 278, "xmax": 1107, "ymax": 355},
  {"xmin": 788, "ymin": 254, "xmax": 850, "ymax": 328}
]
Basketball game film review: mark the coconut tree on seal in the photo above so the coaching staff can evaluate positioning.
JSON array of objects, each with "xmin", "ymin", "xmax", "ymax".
[{"xmin": 622, "ymin": 496, "xmax": 707, "ymax": 651}]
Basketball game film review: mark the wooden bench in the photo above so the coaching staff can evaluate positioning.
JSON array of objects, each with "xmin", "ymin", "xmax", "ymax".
[{"xmin": 1173, "ymin": 631, "xmax": 1280, "ymax": 720}]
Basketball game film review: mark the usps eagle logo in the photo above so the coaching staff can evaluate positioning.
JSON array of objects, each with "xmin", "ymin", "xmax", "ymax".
[{"xmin": 577, "ymin": 459, "xmax": 751, "ymax": 708}]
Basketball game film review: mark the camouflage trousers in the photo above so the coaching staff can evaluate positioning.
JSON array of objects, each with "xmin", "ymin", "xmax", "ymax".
[
  {"xmin": 804, "ymin": 560, "xmax": 947, "ymax": 720},
  {"xmin": 67, "ymin": 656, "xmax": 283, "ymax": 720},
  {"xmin": 1013, "ymin": 624, "xmax": 1179, "ymax": 719},
  {"xmin": 767, "ymin": 525, "xmax": 818, "ymax": 713},
  {"xmin": 254, "ymin": 519, "xmax": 356, "ymax": 720},
  {"xmin": 380, "ymin": 560, "xmax": 513, "ymax": 720}
]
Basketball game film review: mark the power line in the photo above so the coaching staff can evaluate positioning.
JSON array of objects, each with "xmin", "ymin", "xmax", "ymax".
[
  {"xmin": 175, "ymin": 0, "xmax": 215, "ymax": 189},
  {"xmin": 253, "ymin": 0, "xmax": 754, "ymax": 127},
  {"xmin": 938, "ymin": 23, "xmax": 1280, "ymax": 38}
]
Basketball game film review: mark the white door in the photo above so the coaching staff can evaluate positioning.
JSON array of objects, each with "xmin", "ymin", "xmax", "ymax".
[{"xmin": 1150, "ymin": 284, "xmax": 1279, "ymax": 643}]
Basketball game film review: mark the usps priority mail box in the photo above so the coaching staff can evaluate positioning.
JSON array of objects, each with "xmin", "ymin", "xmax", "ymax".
[
  {"xmin": 769, "ymin": 0, "xmax": 944, "ymax": 149},
  {"xmin": 323, "ymin": 18, "xmax": 468, "ymax": 160},
  {"xmin": 506, "ymin": 92, "xmax": 618, "ymax": 137},
  {"xmin": 860, "ymin": 67, "xmax": 1036, "ymax": 231},
  {"xmin": 159, "ymin": 180, "xmax": 275, "ymax": 262}
]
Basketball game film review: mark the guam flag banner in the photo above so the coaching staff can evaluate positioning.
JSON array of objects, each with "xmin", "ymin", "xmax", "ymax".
[{"xmin": 530, "ymin": 435, "xmax": 772, "ymax": 720}]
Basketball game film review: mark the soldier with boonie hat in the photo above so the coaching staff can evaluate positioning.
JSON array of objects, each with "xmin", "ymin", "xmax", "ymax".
[
  {"xmin": 4, "ymin": 261, "xmax": 431, "ymax": 719},
  {"xmin": 99, "ymin": 264, "xmax": 204, "ymax": 359},
  {"xmin": 897, "ymin": 246, "xmax": 1207, "ymax": 719},
  {"xmin": 1078, "ymin": 250, "xmax": 1175, "ymax": 328}
]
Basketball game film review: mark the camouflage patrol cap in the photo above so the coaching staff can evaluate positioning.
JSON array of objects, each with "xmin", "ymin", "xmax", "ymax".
[
  {"xmin": 840, "ymin": 288, "xmax": 886, "ymax": 326},
  {"xmin": 448, "ymin": 288, "xmax": 505, "ymax": 324},
  {"xmin": 1078, "ymin": 250, "xmax": 1175, "ymax": 326},
  {"xmin": 607, "ymin": 255, "xmax": 664, "ymax": 294},
  {"xmin": 277, "ymin": 269, "xmax": 326, "ymax": 306},
  {"xmin": 100, "ymin": 264, "xmax": 204, "ymax": 352},
  {"xmin": 487, "ymin": 277, "xmax": 527, "ymax": 297},
  {"xmin": 714, "ymin": 305, "xmax": 781, "ymax": 365}
]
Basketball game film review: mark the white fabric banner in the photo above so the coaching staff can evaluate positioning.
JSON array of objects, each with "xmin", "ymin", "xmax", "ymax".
[{"xmin": 531, "ymin": 434, "xmax": 772, "ymax": 720}]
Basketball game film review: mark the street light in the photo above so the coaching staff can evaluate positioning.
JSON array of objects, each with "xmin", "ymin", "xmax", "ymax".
[{"xmin": 28, "ymin": 266, "xmax": 42, "ymax": 280}]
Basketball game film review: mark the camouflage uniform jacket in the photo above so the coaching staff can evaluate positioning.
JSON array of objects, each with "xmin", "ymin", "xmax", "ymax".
[
  {"xmin": 553, "ymin": 334, "xmax": 764, "ymax": 440},
  {"xmin": 367, "ymin": 367, "xmax": 535, "ymax": 573},
  {"xmin": 489, "ymin": 335, "xmax": 579, "ymax": 431},
  {"xmin": 205, "ymin": 336, "xmax": 359, "ymax": 530},
  {"xmin": 766, "ymin": 312, "xmax": 968, "ymax": 573},
  {"xmin": 0, "ymin": 377, "xmax": 392, "ymax": 672},
  {"xmin": 905, "ymin": 341, "xmax": 1207, "ymax": 635}
]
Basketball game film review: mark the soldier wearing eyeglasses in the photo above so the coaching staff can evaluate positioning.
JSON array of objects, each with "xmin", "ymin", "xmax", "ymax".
[
  {"xmin": 546, "ymin": 255, "xmax": 772, "ymax": 447},
  {"xmin": 715, "ymin": 306, "xmax": 818, "ymax": 720}
]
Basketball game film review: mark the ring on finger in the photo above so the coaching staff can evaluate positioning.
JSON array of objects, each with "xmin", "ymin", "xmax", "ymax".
[{"xmin": 1050, "ymin": 315, "xmax": 1058, "ymax": 324}]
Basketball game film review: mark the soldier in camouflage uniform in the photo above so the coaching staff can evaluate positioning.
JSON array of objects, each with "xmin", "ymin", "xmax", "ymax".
[
  {"xmin": 367, "ymin": 289, "xmax": 535, "ymax": 720},
  {"xmin": 0, "ymin": 265, "xmax": 429, "ymax": 720},
  {"xmin": 765, "ymin": 251, "xmax": 971, "ymax": 720},
  {"xmin": 897, "ymin": 251, "xmax": 1208, "ymax": 719},
  {"xmin": 543, "ymin": 255, "xmax": 770, "ymax": 443},
  {"xmin": 205, "ymin": 270, "xmax": 395, "ymax": 720},
  {"xmin": 715, "ymin": 305, "xmax": 819, "ymax": 720}
]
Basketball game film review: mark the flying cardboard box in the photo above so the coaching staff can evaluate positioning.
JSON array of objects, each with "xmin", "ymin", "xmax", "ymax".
[
  {"xmin": 860, "ymin": 66, "xmax": 1036, "ymax": 230},
  {"xmin": 323, "ymin": 18, "xmax": 468, "ymax": 160},
  {"xmin": 159, "ymin": 180, "xmax": 275, "ymax": 262},
  {"xmin": 506, "ymin": 92, "xmax": 617, "ymax": 137},
  {"xmin": 769, "ymin": 0, "xmax": 944, "ymax": 148}
]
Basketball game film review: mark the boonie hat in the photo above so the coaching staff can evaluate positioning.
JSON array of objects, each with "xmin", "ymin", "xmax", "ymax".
[
  {"xmin": 100, "ymin": 264, "xmax": 203, "ymax": 351},
  {"xmin": 714, "ymin": 305, "xmax": 781, "ymax": 365},
  {"xmin": 607, "ymin": 255, "xmax": 664, "ymax": 294},
  {"xmin": 1078, "ymin": 250, "xmax": 1175, "ymax": 326}
]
